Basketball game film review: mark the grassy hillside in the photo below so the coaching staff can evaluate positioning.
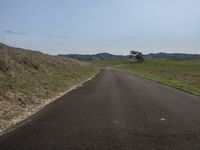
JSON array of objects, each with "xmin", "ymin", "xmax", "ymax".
[
  {"xmin": 0, "ymin": 43, "xmax": 100, "ymax": 131},
  {"xmin": 117, "ymin": 59, "xmax": 200, "ymax": 95}
]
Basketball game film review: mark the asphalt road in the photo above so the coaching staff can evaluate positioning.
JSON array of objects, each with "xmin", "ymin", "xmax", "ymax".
[{"xmin": 0, "ymin": 68, "xmax": 200, "ymax": 150}]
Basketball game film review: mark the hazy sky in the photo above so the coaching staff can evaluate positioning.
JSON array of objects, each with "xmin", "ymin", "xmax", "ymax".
[{"xmin": 0, "ymin": 0, "xmax": 200, "ymax": 55}]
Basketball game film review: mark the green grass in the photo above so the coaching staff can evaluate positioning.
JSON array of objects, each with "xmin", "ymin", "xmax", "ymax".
[
  {"xmin": 0, "ymin": 44, "xmax": 101, "ymax": 129},
  {"xmin": 0, "ymin": 44, "xmax": 100, "ymax": 99},
  {"xmin": 0, "ymin": 64, "xmax": 99, "ymax": 98},
  {"xmin": 116, "ymin": 59, "xmax": 200, "ymax": 95}
]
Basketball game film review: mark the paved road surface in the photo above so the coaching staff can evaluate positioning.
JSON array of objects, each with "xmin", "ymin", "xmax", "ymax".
[{"xmin": 0, "ymin": 68, "xmax": 200, "ymax": 150}]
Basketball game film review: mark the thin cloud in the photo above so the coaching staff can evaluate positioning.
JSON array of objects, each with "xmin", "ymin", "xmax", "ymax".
[{"xmin": 3, "ymin": 30, "xmax": 30, "ymax": 35}]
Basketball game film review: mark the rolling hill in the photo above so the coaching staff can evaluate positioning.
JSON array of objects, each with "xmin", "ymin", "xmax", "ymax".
[
  {"xmin": 59, "ymin": 52, "xmax": 200, "ymax": 61},
  {"xmin": 58, "ymin": 53, "xmax": 128, "ymax": 61},
  {"xmin": 145, "ymin": 52, "xmax": 200, "ymax": 60}
]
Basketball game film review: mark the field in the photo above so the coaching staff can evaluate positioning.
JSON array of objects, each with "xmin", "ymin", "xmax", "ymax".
[{"xmin": 117, "ymin": 59, "xmax": 200, "ymax": 95}]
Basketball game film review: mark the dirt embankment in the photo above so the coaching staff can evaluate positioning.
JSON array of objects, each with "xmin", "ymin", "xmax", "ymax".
[{"xmin": 0, "ymin": 43, "xmax": 100, "ymax": 134}]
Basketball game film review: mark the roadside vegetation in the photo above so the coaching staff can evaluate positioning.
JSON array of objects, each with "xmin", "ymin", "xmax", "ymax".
[
  {"xmin": 1, "ymin": 42, "xmax": 199, "ymax": 133},
  {"xmin": 0, "ymin": 43, "xmax": 100, "ymax": 132},
  {"xmin": 116, "ymin": 59, "xmax": 200, "ymax": 95}
]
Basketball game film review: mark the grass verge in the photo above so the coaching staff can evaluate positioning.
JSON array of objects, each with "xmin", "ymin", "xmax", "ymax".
[{"xmin": 116, "ymin": 59, "xmax": 200, "ymax": 95}]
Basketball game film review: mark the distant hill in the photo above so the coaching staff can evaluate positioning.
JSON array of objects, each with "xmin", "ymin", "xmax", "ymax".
[
  {"xmin": 58, "ymin": 53, "xmax": 128, "ymax": 61},
  {"xmin": 144, "ymin": 53, "xmax": 200, "ymax": 60},
  {"xmin": 59, "ymin": 52, "xmax": 200, "ymax": 61}
]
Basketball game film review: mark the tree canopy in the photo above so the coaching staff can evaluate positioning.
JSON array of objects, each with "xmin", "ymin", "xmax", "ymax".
[{"xmin": 130, "ymin": 50, "xmax": 144, "ymax": 62}]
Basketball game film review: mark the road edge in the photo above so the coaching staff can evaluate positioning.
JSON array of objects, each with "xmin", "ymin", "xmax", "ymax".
[
  {"xmin": 114, "ymin": 67, "xmax": 200, "ymax": 97},
  {"xmin": 0, "ymin": 70, "xmax": 103, "ymax": 136}
]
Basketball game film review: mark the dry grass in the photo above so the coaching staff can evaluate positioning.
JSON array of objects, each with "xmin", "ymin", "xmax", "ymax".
[{"xmin": 0, "ymin": 43, "xmax": 100, "ymax": 132}]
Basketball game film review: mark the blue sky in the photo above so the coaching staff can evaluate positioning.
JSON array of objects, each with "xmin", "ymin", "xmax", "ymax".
[{"xmin": 0, "ymin": 0, "xmax": 200, "ymax": 55}]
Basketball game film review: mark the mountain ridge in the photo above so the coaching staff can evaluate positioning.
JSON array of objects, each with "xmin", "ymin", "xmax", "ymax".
[{"xmin": 59, "ymin": 52, "xmax": 200, "ymax": 61}]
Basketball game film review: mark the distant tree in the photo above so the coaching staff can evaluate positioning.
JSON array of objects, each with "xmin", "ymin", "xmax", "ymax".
[{"xmin": 129, "ymin": 50, "xmax": 144, "ymax": 62}]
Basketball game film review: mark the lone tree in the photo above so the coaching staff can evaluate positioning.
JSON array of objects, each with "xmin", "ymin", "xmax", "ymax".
[{"xmin": 129, "ymin": 50, "xmax": 144, "ymax": 62}]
